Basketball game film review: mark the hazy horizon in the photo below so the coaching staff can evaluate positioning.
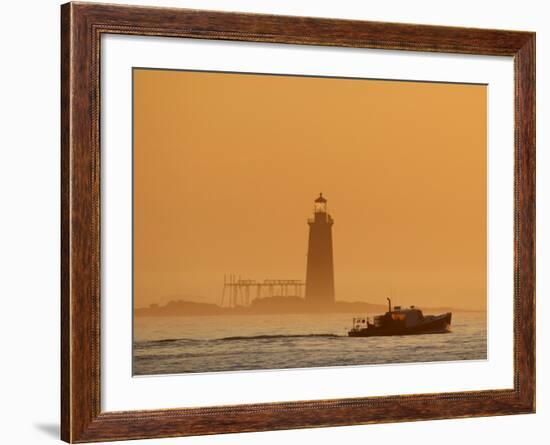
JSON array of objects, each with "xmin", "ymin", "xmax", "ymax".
[
  {"xmin": 135, "ymin": 297, "xmax": 486, "ymax": 312},
  {"xmin": 133, "ymin": 69, "xmax": 487, "ymax": 312}
]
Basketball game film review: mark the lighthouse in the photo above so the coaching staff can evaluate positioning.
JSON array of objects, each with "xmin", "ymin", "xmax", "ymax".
[{"xmin": 305, "ymin": 193, "xmax": 335, "ymax": 305}]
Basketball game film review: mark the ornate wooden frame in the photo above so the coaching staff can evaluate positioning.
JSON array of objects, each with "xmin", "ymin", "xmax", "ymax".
[{"xmin": 61, "ymin": 2, "xmax": 536, "ymax": 442}]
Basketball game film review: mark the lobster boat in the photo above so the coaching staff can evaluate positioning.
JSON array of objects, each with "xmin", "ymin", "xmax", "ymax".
[{"xmin": 348, "ymin": 298, "xmax": 452, "ymax": 337}]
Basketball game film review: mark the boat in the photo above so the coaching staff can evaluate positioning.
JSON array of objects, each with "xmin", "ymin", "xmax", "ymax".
[{"xmin": 348, "ymin": 298, "xmax": 452, "ymax": 337}]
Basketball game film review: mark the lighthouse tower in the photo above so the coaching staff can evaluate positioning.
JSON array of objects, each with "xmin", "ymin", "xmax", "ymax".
[{"xmin": 305, "ymin": 193, "xmax": 335, "ymax": 305}]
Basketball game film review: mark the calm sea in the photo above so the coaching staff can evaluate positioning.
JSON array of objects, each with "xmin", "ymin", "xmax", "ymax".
[{"xmin": 133, "ymin": 311, "xmax": 487, "ymax": 375}]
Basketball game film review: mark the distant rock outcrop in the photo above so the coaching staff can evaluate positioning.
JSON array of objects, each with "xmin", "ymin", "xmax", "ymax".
[{"xmin": 135, "ymin": 297, "xmax": 389, "ymax": 317}]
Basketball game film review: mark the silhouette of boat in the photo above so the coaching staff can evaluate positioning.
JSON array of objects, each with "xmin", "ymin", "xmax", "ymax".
[{"xmin": 348, "ymin": 298, "xmax": 452, "ymax": 337}]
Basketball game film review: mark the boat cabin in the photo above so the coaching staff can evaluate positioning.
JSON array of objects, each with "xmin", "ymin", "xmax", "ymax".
[
  {"xmin": 352, "ymin": 317, "xmax": 370, "ymax": 330},
  {"xmin": 353, "ymin": 299, "xmax": 427, "ymax": 331},
  {"xmin": 388, "ymin": 306, "xmax": 425, "ymax": 327}
]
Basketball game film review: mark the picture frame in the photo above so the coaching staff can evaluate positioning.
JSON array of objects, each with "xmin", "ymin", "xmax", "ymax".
[{"xmin": 61, "ymin": 2, "xmax": 535, "ymax": 442}]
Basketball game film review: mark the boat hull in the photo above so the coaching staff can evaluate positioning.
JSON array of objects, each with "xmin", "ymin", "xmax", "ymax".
[{"xmin": 348, "ymin": 312, "xmax": 452, "ymax": 337}]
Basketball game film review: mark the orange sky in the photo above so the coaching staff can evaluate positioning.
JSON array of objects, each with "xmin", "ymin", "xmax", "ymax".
[{"xmin": 133, "ymin": 68, "xmax": 487, "ymax": 311}]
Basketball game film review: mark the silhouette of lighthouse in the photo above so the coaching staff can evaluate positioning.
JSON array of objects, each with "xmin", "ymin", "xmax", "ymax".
[{"xmin": 305, "ymin": 193, "xmax": 335, "ymax": 305}]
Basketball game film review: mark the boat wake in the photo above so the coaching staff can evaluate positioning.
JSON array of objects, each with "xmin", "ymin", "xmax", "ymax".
[
  {"xmin": 219, "ymin": 333, "xmax": 342, "ymax": 341},
  {"xmin": 137, "ymin": 333, "xmax": 343, "ymax": 346}
]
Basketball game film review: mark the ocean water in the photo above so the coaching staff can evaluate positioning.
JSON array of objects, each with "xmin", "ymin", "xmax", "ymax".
[{"xmin": 133, "ymin": 311, "xmax": 487, "ymax": 375}]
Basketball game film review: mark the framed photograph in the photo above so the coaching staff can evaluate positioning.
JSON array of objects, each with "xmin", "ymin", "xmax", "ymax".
[{"xmin": 61, "ymin": 2, "xmax": 535, "ymax": 442}]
